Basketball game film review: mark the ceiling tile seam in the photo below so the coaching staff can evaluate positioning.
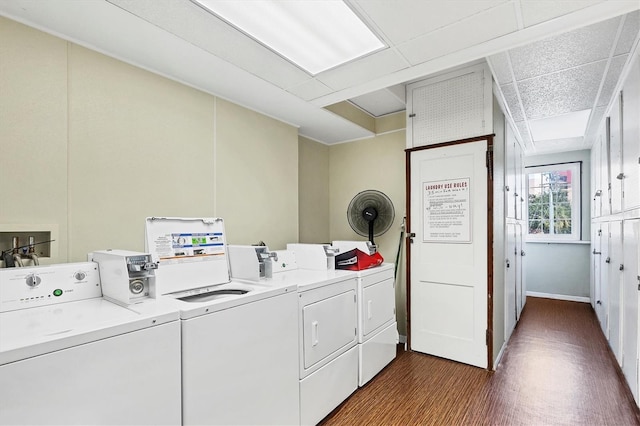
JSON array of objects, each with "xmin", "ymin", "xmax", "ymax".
[
  {"xmin": 487, "ymin": 58, "xmax": 522, "ymax": 142},
  {"xmin": 345, "ymin": 0, "xmax": 394, "ymax": 50},
  {"xmin": 506, "ymin": 50, "xmax": 535, "ymax": 152},
  {"xmin": 513, "ymin": 58, "xmax": 611, "ymax": 84},
  {"xmin": 513, "ymin": 0, "xmax": 525, "ymax": 30},
  {"xmin": 582, "ymin": 13, "xmax": 627, "ymax": 148}
]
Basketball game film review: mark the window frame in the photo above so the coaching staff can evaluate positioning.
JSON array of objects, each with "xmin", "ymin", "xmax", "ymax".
[{"xmin": 525, "ymin": 161, "xmax": 582, "ymax": 242}]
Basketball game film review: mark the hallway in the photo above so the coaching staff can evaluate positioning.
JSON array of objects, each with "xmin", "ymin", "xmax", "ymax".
[{"xmin": 322, "ymin": 297, "xmax": 640, "ymax": 425}]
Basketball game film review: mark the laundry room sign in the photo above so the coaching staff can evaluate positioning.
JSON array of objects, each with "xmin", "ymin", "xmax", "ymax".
[{"xmin": 422, "ymin": 177, "xmax": 471, "ymax": 243}]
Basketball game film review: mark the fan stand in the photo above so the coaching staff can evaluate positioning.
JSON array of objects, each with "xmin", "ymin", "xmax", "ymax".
[{"xmin": 362, "ymin": 206, "xmax": 378, "ymax": 245}]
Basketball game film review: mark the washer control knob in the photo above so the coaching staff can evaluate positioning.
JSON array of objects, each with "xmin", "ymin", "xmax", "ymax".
[
  {"xmin": 25, "ymin": 274, "xmax": 41, "ymax": 288},
  {"xmin": 74, "ymin": 271, "xmax": 87, "ymax": 281}
]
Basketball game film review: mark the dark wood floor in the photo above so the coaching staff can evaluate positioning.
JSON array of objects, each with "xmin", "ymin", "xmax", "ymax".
[{"xmin": 321, "ymin": 297, "xmax": 640, "ymax": 425}]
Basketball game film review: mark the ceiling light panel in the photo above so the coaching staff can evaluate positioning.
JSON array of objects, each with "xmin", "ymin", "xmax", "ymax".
[
  {"xmin": 518, "ymin": 0, "xmax": 600, "ymax": 28},
  {"xmin": 529, "ymin": 109, "xmax": 591, "ymax": 141},
  {"xmin": 193, "ymin": 0, "xmax": 385, "ymax": 75},
  {"xmin": 509, "ymin": 16, "xmax": 620, "ymax": 81},
  {"xmin": 518, "ymin": 60, "xmax": 606, "ymax": 119}
]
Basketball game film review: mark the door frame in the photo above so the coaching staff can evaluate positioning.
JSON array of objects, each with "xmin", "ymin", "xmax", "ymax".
[{"xmin": 405, "ymin": 134, "xmax": 495, "ymax": 369}]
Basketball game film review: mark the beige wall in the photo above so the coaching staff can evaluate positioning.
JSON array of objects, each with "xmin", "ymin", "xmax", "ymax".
[
  {"xmin": 328, "ymin": 130, "xmax": 407, "ymax": 335},
  {"xmin": 216, "ymin": 99, "xmax": 299, "ymax": 249},
  {"xmin": 0, "ymin": 17, "xmax": 298, "ymax": 262},
  {"xmin": 0, "ymin": 17, "xmax": 68, "ymax": 260},
  {"xmin": 298, "ymin": 136, "xmax": 330, "ymax": 243}
]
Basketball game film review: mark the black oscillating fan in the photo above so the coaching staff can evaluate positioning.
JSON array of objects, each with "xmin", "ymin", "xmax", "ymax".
[{"xmin": 347, "ymin": 190, "xmax": 395, "ymax": 245}]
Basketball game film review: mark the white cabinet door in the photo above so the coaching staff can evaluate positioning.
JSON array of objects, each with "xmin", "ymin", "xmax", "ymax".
[
  {"xmin": 505, "ymin": 222, "xmax": 517, "ymax": 340},
  {"xmin": 505, "ymin": 125, "xmax": 517, "ymax": 220},
  {"xmin": 622, "ymin": 56, "xmax": 640, "ymax": 211},
  {"xmin": 592, "ymin": 224, "xmax": 602, "ymax": 311},
  {"xmin": 610, "ymin": 95, "xmax": 623, "ymax": 214},
  {"xmin": 599, "ymin": 222, "xmax": 611, "ymax": 336},
  {"xmin": 515, "ymin": 142, "xmax": 524, "ymax": 221},
  {"xmin": 609, "ymin": 220, "xmax": 624, "ymax": 365},
  {"xmin": 516, "ymin": 222, "xmax": 526, "ymax": 317},
  {"xmin": 591, "ymin": 136, "xmax": 602, "ymax": 218},
  {"xmin": 622, "ymin": 219, "xmax": 639, "ymax": 402}
]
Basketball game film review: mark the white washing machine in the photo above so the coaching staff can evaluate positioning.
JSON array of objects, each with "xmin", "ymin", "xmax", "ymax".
[
  {"xmin": 145, "ymin": 217, "xmax": 300, "ymax": 426},
  {"xmin": 0, "ymin": 262, "xmax": 181, "ymax": 425},
  {"xmin": 354, "ymin": 263, "xmax": 398, "ymax": 386}
]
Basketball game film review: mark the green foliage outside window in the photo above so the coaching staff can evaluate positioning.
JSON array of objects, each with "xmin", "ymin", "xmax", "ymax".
[{"xmin": 528, "ymin": 170, "xmax": 573, "ymax": 235}]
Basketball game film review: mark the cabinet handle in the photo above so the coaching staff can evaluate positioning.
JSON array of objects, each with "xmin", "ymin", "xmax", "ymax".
[
  {"xmin": 620, "ymin": 264, "xmax": 624, "ymax": 271},
  {"xmin": 616, "ymin": 173, "xmax": 625, "ymax": 180},
  {"xmin": 592, "ymin": 249, "xmax": 601, "ymax": 255},
  {"xmin": 606, "ymin": 257, "xmax": 611, "ymax": 263},
  {"xmin": 506, "ymin": 259, "xmax": 510, "ymax": 268}
]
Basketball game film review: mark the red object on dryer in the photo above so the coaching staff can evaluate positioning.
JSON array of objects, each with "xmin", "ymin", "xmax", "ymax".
[{"xmin": 335, "ymin": 249, "xmax": 383, "ymax": 271}]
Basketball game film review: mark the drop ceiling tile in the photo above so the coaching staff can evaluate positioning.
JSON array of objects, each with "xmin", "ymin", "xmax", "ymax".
[
  {"xmin": 349, "ymin": 89, "xmax": 406, "ymax": 117},
  {"xmin": 597, "ymin": 54, "xmax": 628, "ymax": 107},
  {"xmin": 488, "ymin": 52, "xmax": 513, "ymax": 85},
  {"xmin": 519, "ymin": 0, "xmax": 602, "ymax": 28},
  {"xmin": 352, "ymin": 0, "xmax": 507, "ymax": 45},
  {"xmin": 515, "ymin": 121, "xmax": 532, "ymax": 146},
  {"xmin": 509, "ymin": 16, "xmax": 620, "ymax": 81},
  {"xmin": 287, "ymin": 79, "xmax": 334, "ymax": 102},
  {"xmin": 518, "ymin": 60, "xmax": 607, "ymax": 119},
  {"xmin": 315, "ymin": 48, "xmax": 408, "ymax": 91},
  {"xmin": 398, "ymin": 2, "xmax": 518, "ymax": 65},
  {"xmin": 107, "ymin": 0, "xmax": 312, "ymax": 90},
  {"xmin": 500, "ymin": 83, "xmax": 524, "ymax": 121},
  {"xmin": 614, "ymin": 10, "xmax": 640, "ymax": 55}
]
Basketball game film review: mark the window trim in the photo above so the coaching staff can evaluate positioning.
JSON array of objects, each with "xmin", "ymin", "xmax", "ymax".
[{"xmin": 525, "ymin": 161, "xmax": 582, "ymax": 242}]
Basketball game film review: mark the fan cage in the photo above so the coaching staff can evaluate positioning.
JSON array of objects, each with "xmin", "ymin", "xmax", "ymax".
[{"xmin": 347, "ymin": 190, "xmax": 395, "ymax": 238}]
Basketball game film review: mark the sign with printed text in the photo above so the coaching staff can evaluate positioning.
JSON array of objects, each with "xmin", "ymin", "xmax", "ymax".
[{"xmin": 423, "ymin": 177, "xmax": 471, "ymax": 243}]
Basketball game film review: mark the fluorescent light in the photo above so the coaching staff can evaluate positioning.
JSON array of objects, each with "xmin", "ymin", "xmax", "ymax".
[
  {"xmin": 193, "ymin": 0, "xmax": 385, "ymax": 75},
  {"xmin": 528, "ymin": 109, "xmax": 592, "ymax": 141}
]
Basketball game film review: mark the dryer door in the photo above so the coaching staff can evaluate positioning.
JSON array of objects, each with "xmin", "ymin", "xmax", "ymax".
[
  {"xmin": 302, "ymin": 290, "xmax": 357, "ymax": 369},
  {"xmin": 360, "ymin": 277, "xmax": 395, "ymax": 340}
]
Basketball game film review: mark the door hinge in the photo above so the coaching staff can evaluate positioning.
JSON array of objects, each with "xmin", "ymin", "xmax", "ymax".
[{"xmin": 409, "ymin": 113, "xmax": 416, "ymax": 118}]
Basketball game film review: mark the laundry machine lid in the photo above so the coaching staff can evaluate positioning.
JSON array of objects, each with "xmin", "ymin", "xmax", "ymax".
[
  {"xmin": 145, "ymin": 217, "xmax": 231, "ymax": 295},
  {"xmin": 0, "ymin": 297, "xmax": 178, "ymax": 365}
]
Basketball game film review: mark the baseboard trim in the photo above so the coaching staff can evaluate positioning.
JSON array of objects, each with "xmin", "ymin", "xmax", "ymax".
[
  {"xmin": 526, "ymin": 291, "xmax": 590, "ymax": 304},
  {"xmin": 493, "ymin": 341, "xmax": 507, "ymax": 371}
]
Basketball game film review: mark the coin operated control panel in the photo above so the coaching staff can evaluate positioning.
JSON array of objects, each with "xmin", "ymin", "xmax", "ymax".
[
  {"xmin": 0, "ymin": 262, "xmax": 102, "ymax": 313},
  {"xmin": 92, "ymin": 249, "xmax": 158, "ymax": 305}
]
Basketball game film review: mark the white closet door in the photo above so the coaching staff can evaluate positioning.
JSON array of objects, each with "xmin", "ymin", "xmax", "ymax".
[
  {"xmin": 622, "ymin": 219, "xmax": 639, "ymax": 402},
  {"xmin": 609, "ymin": 220, "xmax": 624, "ymax": 365}
]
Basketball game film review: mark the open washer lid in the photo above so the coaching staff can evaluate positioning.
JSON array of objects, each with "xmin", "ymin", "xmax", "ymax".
[{"xmin": 145, "ymin": 217, "xmax": 231, "ymax": 295}]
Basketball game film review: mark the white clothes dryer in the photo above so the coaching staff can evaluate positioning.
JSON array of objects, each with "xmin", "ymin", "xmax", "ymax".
[
  {"xmin": 145, "ymin": 217, "xmax": 300, "ymax": 426},
  {"xmin": 353, "ymin": 263, "xmax": 398, "ymax": 386},
  {"xmin": 0, "ymin": 262, "xmax": 181, "ymax": 425}
]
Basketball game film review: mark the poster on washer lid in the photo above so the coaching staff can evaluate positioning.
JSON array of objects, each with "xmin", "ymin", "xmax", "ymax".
[
  {"xmin": 151, "ymin": 232, "xmax": 226, "ymax": 265},
  {"xmin": 423, "ymin": 178, "xmax": 471, "ymax": 243}
]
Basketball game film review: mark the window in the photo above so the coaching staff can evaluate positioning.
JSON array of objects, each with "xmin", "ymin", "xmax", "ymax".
[{"xmin": 526, "ymin": 162, "xmax": 581, "ymax": 241}]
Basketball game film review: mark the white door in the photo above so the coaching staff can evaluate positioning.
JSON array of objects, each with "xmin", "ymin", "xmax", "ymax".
[
  {"xmin": 592, "ymin": 224, "xmax": 602, "ymax": 311},
  {"xmin": 505, "ymin": 222, "xmax": 517, "ymax": 340},
  {"xmin": 409, "ymin": 139, "xmax": 489, "ymax": 368},
  {"xmin": 622, "ymin": 219, "xmax": 639, "ymax": 401},
  {"xmin": 609, "ymin": 220, "xmax": 624, "ymax": 365},
  {"xmin": 505, "ymin": 129, "xmax": 516, "ymax": 219},
  {"xmin": 610, "ymin": 94, "xmax": 623, "ymax": 214}
]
